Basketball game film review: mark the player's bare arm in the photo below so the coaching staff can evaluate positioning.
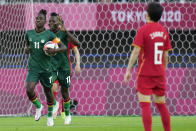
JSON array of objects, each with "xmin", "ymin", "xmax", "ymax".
[
  {"xmin": 124, "ymin": 46, "xmax": 140, "ymax": 84},
  {"xmin": 73, "ymin": 47, "xmax": 81, "ymax": 74},
  {"xmin": 25, "ymin": 37, "xmax": 30, "ymax": 54}
]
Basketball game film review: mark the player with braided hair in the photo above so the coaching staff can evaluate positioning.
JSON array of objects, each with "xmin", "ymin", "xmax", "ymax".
[
  {"xmin": 49, "ymin": 12, "xmax": 81, "ymax": 125},
  {"xmin": 25, "ymin": 9, "xmax": 66, "ymax": 126}
]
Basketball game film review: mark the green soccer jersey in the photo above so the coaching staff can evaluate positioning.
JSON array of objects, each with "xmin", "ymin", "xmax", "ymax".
[
  {"xmin": 51, "ymin": 30, "xmax": 71, "ymax": 71},
  {"xmin": 26, "ymin": 29, "xmax": 57, "ymax": 72}
]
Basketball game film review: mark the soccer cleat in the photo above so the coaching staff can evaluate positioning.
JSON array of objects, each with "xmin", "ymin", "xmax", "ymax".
[
  {"xmin": 53, "ymin": 101, "xmax": 59, "ymax": 119},
  {"xmin": 35, "ymin": 104, "xmax": 43, "ymax": 121},
  {"xmin": 47, "ymin": 117, "xmax": 54, "ymax": 126},
  {"xmin": 64, "ymin": 114, "xmax": 71, "ymax": 125},
  {"xmin": 61, "ymin": 112, "xmax": 65, "ymax": 119}
]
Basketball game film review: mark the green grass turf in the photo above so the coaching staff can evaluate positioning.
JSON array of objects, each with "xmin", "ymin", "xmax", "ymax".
[{"xmin": 0, "ymin": 116, "xmax": 195, "ymax": 131}]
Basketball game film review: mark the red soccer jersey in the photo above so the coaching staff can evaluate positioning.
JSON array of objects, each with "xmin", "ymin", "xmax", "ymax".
[{"xmin": 133, "ymin": 22, "xmax": 172, "ymax": 76}]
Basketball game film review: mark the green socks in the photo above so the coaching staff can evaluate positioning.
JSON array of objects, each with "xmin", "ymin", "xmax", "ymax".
[
  {"xmin": 32, "ymin": 98, "xmax": 41, "ymax": 109},
  {"xmin": 48, "ymin": 105, "xmax": 53, "ymax": 117},
  {"xmin": 63, "ymin": 100, "xmax": 70, "ymax": 116}
]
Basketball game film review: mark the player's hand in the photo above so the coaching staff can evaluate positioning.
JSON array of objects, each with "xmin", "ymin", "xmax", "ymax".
[
  {"xmin": 75, "ymin": 64, "xmax": 81, "ymax": 74},
  {"xmin": 25, "ymin": 47, "xmax": 30, "ymax": 54},
  {"xmin": 58, "ymin": 24, "xmax": 66, "ymax": 32},
  {"xmin": 124, "ymin": 71, "xmax": 131, "ymax": 84},
  {"xmin": 45, "ymin": 48, "xmax": 56, "ymax": 55}
]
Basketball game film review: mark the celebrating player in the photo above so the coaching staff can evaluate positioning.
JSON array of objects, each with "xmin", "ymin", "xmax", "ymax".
[
  {"xmin": 48, "ymin": 12, "xmax": 81, "ymax": 125},
  {"xmin": 124, "ymin": 2, "xmax": 172, "ymax": 131},
  {"xmin": 56, "ymin": 14, "xmax": 81, "ymax": 120},
  {"xmin": 25, "ymin": 9, "xmax": 66, "ymax": 126}
]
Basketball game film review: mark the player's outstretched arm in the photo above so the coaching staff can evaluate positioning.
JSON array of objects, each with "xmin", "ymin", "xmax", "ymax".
[
  {"xmin": 124, "ymin": 46, "xmax": 140, "ymax": 84},
  {"xmin": 73, "ymin": 47, "xmax": 81, "ymax": 74}
]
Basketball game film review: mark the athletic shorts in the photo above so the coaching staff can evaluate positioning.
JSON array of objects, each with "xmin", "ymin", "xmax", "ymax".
[
  {"xmin": 26, "ymin": 69, "xmax": 56, "ymax": 88},
  {"xmin": 54, "ymin": 79, "xmax": 59, "ymax": 84},
  {"xmin": 57, "ymin": 69, "xmax": 71, "ymax": 88},
  {"xmin": 52, "ymin": 70, "xmax": 58, "ymax": 82},
  {"xmin": 136, "ymin": 75, "xmax": 166, "ymax": 96}
]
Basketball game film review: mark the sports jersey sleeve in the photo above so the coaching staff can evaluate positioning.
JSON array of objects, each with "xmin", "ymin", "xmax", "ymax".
[
  {"xmin": 132, "ymin": 27, "xmax": 144, "ymax": 48},
  {"xmin": 164, "ymin": 32, "xmax": 172, "ymax": 51},
  {"xmin": 69, "ymin": 42, "xmax": 77, "ymax": 49}
]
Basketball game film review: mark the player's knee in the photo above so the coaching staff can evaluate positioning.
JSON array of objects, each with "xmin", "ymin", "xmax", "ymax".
[
  {"xmin": 153, "ymin": 95, "xmax": 165, "ymax": 103},
  {"xmin": 26, "ymin": 85, "xmax": 34, "ymax": 95},
  {"xmin": 137, "ymin": 92, "xmax": 151, "ymax": 103}
]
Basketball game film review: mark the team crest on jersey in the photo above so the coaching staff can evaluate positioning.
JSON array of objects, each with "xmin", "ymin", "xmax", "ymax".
[{"xmin": 41, "ymin": 39, "xmax": 45, "ymax": 43}]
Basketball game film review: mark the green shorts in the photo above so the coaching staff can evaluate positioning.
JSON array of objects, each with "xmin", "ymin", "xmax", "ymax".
[
  {"xmin": 26, "ymin": 69, "xmax": 56, "ymax": 88},
  {"xmin": 57, "ymin": 69, "xmax": 71, "ymax": 88},
  {"xmin": 52, "ymin": 70, "xmax": 58, "ymax": 81}
]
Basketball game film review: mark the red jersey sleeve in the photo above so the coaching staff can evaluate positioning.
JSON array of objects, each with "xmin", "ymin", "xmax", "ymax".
[
  {"xmin": 164, "ymin": 32, "xmax": 172, "ymax": 51},
  {"xmin": 69, "ymin": 42, "xmax": 77, "ymax": 49},
  {"xmin": 132, "ymin": 27, "xmax": 144, "ymax": 48}
]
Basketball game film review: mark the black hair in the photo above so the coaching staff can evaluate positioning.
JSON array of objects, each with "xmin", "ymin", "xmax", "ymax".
[
  {"xmin": 38, "ymin": 9, "xmax": 47, "ymax": 19},
  {"xmin": 50, "ymin": 12, "xmax": 58, "ymax": 16},
  {"xmin": 147, "ymin": 2, "xmax": 163, "ymax": 22},
  {"xmin": 50, "ymin": 12, "xmax": 64, "ymax": 25}
]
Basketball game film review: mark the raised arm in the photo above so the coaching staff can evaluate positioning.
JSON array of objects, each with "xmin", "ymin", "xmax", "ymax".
[{"xmin": 57, "ymin": 16, "xmax": 80, "ymax": 47}]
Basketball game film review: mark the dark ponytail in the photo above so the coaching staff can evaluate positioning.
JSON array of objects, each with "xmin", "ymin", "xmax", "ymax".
[{"xmin": 39, "ymin": 9, "xmax": 47, "ymax": 20}]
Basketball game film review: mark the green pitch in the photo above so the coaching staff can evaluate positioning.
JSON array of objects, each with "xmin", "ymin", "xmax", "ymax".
[{"xmin": 0, "ymin": 116, "xmax": 195, "ymax": 131}]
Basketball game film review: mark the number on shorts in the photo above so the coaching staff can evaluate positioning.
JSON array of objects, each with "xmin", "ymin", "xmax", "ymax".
[
  {"xmin": 66, "ymin": 76, "xmax": 70, "ymax": 84},
  {"xmin": 49, "ymin": 76, "xmax": 52, "ymax": 83}
]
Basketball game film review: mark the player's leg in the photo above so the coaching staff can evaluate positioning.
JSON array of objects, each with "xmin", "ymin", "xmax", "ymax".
[
  {"xmin": 153, "ymin": 76, "xmax": 171, "ymax": 131},
  {"xmin": 61, "ymin": 87, "xmax": 71, "ymax": 125},
  {"xmin": 61, "ymin": 98, "xmax": 65, "ymax": 119},
  {"xmin": 26, "ymin": 70, "xmax": 43, "ymax": 121},
  {"xmin": 52, "ymin": 81, "xmax": 59, "ymax": 119},
  {"xmin": 40, "ymin": 71, "xmax": 55, "ymax": 126},
  {"xmin": 51, "ymin": 71, "xmax": 59, "ymax": 119},
  {"xmin": 58, "ymin": 70, "xmax": 71, "ymax": 125},
  {"xmin": 52, "ymin": 80, "xmax": 58, "ymax": 100},
  {"xmin": 137, "ymin": 92, "xmax": 152, "ymax": 131},
  {"xmin": 136, "ymin": 76, "xmax": 153, "ymax": 131}
]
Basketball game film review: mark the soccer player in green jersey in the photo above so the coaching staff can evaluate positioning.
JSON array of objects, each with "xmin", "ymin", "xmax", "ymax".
[
  {"xmin": 25, "ymin": 9, "xmax": 66, "ymax": 126},
  {"xmin": 48, "ymin": 12, "xmax": 80, "ymax": 125}
]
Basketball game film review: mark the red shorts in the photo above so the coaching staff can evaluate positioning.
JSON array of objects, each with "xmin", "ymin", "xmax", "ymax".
[
  {"xmin": 54, "ymin": 79, "xmax": 59, "ymax": 84},
  {"xmin": 136, "ymin": 75, "xmax": 166, "ymax": 96}
]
